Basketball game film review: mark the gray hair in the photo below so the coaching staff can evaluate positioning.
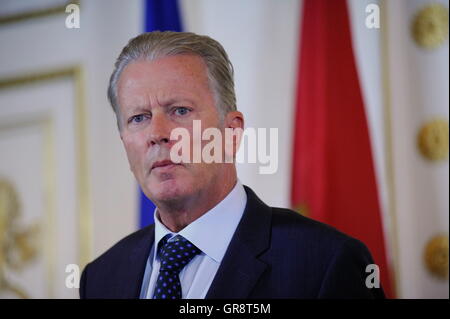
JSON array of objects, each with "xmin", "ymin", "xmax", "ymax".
[{"xmin": 107, "ymin": 31, "xmax": 236, "ymax": 127}]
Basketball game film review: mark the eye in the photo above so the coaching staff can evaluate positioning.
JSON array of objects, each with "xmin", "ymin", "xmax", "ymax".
[
  {"xmin": 174, "ymin": 107, "xmax": 191, "ymax": 116},
  {"xmin": 129, "ymin": 114, "xmax": 149, "ymax": 124}
]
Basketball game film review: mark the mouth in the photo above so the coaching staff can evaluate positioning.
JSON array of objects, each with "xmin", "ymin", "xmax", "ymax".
[{"xmin": 151, "ymin": 159, "xmax": 182, "ymax": 172}]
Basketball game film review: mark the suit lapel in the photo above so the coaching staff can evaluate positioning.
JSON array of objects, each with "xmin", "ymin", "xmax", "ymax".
[
  {"xmin": 112, "ymin": 186, "xmax": 272, "ymax": 299},
  {"xmin": 115, "ymin": 224, "xmax": 155, "ymax": 298},
  {"xmin": 206, "ymin": 186, "xmax": 272, "ymax": 298}
]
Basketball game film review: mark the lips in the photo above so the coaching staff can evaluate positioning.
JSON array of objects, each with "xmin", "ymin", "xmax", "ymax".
[{"xmin": 151, "ymin": 159, "xmax": 180, "ymax": 171}]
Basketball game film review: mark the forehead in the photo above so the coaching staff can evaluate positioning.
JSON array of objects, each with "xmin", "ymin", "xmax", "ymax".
[{"xmin": 117, "ymin": 55, "xmax": 212, "ymax": 107}]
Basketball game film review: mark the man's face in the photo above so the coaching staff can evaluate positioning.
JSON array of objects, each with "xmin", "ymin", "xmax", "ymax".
[{"xmin": 117, "ymin": 54, "xmax": 228, "ymax": 205}]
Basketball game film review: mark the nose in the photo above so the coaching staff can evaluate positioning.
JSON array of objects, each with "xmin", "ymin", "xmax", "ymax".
[{"xmin": 147, "ymin": 111, "xmax": 171, "ymax": 146}]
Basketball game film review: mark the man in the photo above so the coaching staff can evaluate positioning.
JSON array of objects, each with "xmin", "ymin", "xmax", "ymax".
[{"xmin": 80, "ymin": 31, "xmax": 385, "ymax": 299}]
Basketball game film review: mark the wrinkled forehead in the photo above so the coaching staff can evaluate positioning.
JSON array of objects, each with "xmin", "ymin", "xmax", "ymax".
[{"xmin": 117, "ymin": 55, "xmax": 216, "ymax": 112}]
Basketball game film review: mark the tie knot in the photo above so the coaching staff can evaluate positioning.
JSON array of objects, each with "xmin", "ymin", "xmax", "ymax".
[{"xmin": 158, "ymin": 235, "xmax": 201, "ymax": 273}]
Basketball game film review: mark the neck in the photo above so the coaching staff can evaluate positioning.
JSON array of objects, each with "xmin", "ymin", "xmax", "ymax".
[{"xmin": 156, "ymin": 168, "xmax": 237, "ymax": 232}]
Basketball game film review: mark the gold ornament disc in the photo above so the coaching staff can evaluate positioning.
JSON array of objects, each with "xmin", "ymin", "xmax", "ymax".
[
  {"xmin": 417, "ymin": 118, "xmax": 449, "ymax": 161},
  {"xmin": 424, "ymin": 234, "xmax": 449, "ymax": 279},
  {"xmin": 411, "ymin": 3, "xmax": 449, "ymax": 49}
]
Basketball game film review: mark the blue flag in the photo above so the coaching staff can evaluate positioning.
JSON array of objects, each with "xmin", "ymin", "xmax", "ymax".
[{"xmin": 139, "ymin": 0, "xmax": 183, "ymax": 228}]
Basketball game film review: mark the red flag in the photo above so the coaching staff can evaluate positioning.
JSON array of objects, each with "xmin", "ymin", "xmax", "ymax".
[{"xmin": 291, "ymin": 0, "xmax": 394, "ymax": 298}]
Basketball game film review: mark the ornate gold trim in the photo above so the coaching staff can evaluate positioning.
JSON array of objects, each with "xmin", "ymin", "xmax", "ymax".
[
  {"xmin": 0, "ymin": 66, "xmax": 92, "ymax": 269},
  {"xmin": 380, "ymin": 0, "xmax": 400, "ymax": 298},
  {"xmin": 43, "ymin": 120, "xmax": 57, "ymax": 298},
  {"xmin": 0, "ymin": 1, "xmax": 79, "ymax": 26},
  {"xmin": 0, "ymin": 69, "xmax": 74, "ymax": 89},
  {"xmin": 0, "ymin": 119, "xmax": 55, "ymax": 298},
  {"xmin": 73, "ymin": 67, "xmax": 92, "ymax": 267}
]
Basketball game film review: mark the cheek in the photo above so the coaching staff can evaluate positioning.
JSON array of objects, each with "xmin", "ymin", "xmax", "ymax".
[
  {"xmin": 122, "ymin": 134, "xmax": 147, "ymax": 169},
  {"xmin": 192, "ymin": 163, "xmax": 216, "ymax": 181}
]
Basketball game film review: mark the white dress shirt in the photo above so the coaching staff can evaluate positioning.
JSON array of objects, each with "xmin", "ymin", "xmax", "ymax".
[{"xmin": 139, "ymin": 180, "xmax": 247, "ymax": 299}]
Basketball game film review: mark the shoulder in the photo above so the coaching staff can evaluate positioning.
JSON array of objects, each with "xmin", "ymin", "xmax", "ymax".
[
  {"xmin": 88, "ymin": 224, "xmax": 154, "ymax": 268},
  {"xmin": 267, "ymin": 208, "xmax": 383, "ymax": 297},
  {"xmin": 243, "ymin": 185, "xmax": 368, "ymax": 255},
  {"xmin": 80, "ymin": 224, "xmax": 154, "ymax": 298},
  {"xmin": 270, "ymin": 207, "xmax": 357, "ymax": 245},
  {"xmin": 268, "ymin": 207, "xmax": 373, "ymax": 266}
]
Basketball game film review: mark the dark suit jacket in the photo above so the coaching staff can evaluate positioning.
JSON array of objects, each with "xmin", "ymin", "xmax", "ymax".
[{"xmin": 80, "ymin": 186, "xmax": 385, "ymax": 298}]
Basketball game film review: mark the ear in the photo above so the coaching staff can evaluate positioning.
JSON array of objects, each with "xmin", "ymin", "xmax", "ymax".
[
  {"xmin": 225, "ymin": 111, "xmax": 244, "ymax": 130},
  {"xmin": 224, "ymin": 111, "xmax": 244, "ymax": 159}
]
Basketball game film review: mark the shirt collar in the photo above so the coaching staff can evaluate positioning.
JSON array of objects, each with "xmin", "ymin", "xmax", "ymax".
[{"xmin": 153, "ymin": 179, "xmax": 247, "ymax": 263}]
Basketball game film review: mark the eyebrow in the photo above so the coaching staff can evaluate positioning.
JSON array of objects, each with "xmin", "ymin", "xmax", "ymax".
[
  {"xmin": 127, "ymin": 98, "xmax": 195, "ymax": 113},
  {"xmin": 160, "ymin": 97, "xmax": 196, "ymax": 107}
]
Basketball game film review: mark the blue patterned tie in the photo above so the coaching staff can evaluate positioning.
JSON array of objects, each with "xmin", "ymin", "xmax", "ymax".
[{"xmin": 152, "ymin": 234, "xmax": 202, "ymax": 299}]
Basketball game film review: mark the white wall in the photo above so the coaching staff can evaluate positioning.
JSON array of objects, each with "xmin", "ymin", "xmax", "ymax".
[{"xmin": 180, "ymin": 0, "xmax": 301, "ymax": 208}]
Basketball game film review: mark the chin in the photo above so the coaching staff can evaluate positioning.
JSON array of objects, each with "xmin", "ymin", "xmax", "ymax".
[{"xmin": 145, "ymin": 177, "xmax": 191, "ymax": 204}]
